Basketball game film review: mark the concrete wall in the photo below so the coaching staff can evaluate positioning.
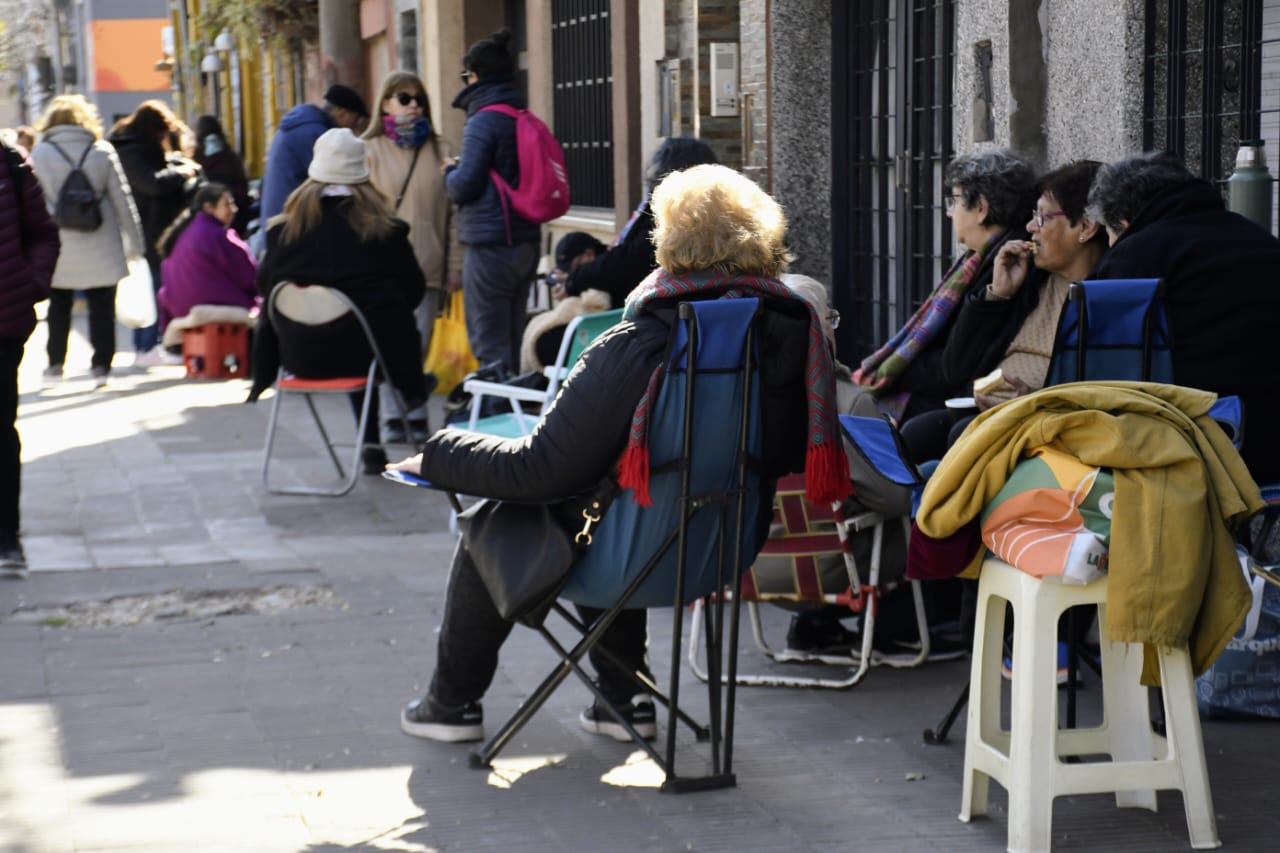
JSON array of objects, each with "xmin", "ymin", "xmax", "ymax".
[
  {"xmin": 770, "ymin": 0, "xmax": 831, "ymax": 283},
  {"xmin": 953, "ymin": 0, "xmax": 1146, "ymax": 165}
]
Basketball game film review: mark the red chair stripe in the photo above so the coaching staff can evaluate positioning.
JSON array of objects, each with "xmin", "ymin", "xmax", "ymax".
[{"xmin": 278, "ymin": 376, "xmax": 369, "ymax": 391}]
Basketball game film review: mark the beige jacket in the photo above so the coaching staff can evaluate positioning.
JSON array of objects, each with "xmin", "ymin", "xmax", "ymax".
[{"xmin": 364, "ymin": 135, "xmax": 462, "ymax": 290}]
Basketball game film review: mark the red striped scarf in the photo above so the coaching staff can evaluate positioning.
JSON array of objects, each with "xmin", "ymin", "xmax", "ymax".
[{"xmin": 618, "ymin": 269, "xmax": 851, "ymax": 506}]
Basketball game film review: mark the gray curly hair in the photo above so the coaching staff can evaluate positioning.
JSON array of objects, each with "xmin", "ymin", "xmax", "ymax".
[
  {"xmin": 945, "ymin": 148, "xmax": 1038, "ymax": 230},
  {"xmin": 1086, "ymin": 151, "xmax": 1194, "ymax": 234}
]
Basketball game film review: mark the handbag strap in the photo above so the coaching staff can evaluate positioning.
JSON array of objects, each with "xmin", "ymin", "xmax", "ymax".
[{"xmin": 393, "ymin": 144, "xmax": 422, "ymax": 211}]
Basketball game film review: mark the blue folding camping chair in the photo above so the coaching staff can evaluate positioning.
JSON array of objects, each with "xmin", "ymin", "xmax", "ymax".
[{"xmin": 470, "ymin": 297, "xmax": 770, "ymax": 793}]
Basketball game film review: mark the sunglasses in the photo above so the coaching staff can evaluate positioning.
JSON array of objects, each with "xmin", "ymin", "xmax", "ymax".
[{"xmin": 393, "ymin": 92, "xmax": 427, "ymax": 108}]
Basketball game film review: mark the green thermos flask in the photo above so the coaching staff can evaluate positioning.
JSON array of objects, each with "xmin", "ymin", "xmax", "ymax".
[{"xmin": 1227, "ymin": 139, "xmax": 1274, "ymax": 234}]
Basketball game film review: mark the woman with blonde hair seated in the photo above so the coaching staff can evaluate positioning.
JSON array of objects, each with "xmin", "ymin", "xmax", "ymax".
[
  {"xmin": 249, "ymin": 128, "xmax": 431, "ymax": 473},
  {"xmin": 31, "ymin": 94, "xmax": 145, "ymax": 387},
  {"xmin": 389, "ymin": 163, "xmax": 844, "ymax": 743}
]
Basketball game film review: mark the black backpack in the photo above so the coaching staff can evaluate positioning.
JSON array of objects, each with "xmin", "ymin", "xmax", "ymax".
[{"xmin": 47, "ymin": 140, "xmax": 103, "ymax": 231}]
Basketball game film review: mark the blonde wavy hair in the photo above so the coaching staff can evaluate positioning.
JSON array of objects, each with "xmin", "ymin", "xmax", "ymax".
[
  {"xmin": 652, "ymin": 163, "xmax": 791, "ymax": 277},
  {"xmin": 276, "ymin": 179, "xmax": 399, "ymax": 245},
  {"xmin": 361, "ymin": 69, "xmax": 436, "ymax": 141},
  {"xmin": 35, "ymin": 94, "xmax": 104, "ymax": 140}
]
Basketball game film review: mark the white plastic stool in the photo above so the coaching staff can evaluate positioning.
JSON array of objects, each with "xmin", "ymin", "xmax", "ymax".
[{"xmin": 959, "ymin": 557, "xmax": 1220, "ymax": 853}]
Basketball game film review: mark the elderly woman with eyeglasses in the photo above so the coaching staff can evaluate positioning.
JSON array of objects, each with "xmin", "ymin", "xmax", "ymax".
[
  {"xmin": 896, "ymin": 159, "xmax": 1109, "ymax": 462},
  {"xmin": 853, "ymin": 150, "xmax": 1038, "ymax": 429},
  {"xmin": 363, "ymin": 69, "xmax": 462, "ymax": 442}
]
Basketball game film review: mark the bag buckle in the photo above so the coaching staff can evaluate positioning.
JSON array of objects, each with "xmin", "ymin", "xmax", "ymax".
[{"xmin": 575, "ymin": 501, "xmax": 602, "ymax": 546}]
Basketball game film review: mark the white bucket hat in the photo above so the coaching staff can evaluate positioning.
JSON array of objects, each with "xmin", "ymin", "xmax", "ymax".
[{"xmin": 308, "ymin": 128, "xmax": 369, "ymax": 185}]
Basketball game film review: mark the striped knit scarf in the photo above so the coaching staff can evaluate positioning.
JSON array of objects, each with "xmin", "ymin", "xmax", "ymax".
[
  {"xmin": 856, "ymin": 231, "xmax": 1005, "ymax": 392},
  {"xmin": 618, "ymin": 269, "xmax": 851, "ymax": 507}
]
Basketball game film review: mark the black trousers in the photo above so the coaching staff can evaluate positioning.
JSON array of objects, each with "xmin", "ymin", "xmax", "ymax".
[
  {"xmin": 429, "ymin": 536, "xmax": 648, "ymax": 708},
  {"xmin": 0, "ymin": 338, "xmax": 22, "ymax": 537},
  {"xmin": 46, "ymin": 287, "xmax": 117, "ymax": 372}
]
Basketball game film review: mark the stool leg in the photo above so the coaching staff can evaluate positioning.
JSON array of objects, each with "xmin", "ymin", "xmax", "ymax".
[
  {"xmin": 1005, "ymin": 577, "xmax": 1058, "ymax": 853},
  {"xmin": 959, "ymin": 583, "xmax": 1004, "ymax": 821},
  {"xmin": 1097, "ymin": 621, "xmax": 1159, "ymax": 811},
  {"xmin": 1158, "ymin": 646, "xmax": 1220, "ymax": 850}
]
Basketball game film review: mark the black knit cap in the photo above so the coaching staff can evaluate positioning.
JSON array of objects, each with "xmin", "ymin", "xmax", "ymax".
[
  {"xmin": 554, "ymin": 232, "xmax": 607, "ymax": 271},
  {"xmin": 464, "ymin": 28, "xmax": 516, "ymax": 78},
  {"xmin": 323, "ymin": 84, "xmax": 369, "ymax": 118}
]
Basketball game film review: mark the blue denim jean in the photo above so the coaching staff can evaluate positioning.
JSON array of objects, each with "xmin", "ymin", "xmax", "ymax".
[{"xmin": 461, "ymin": 242, "xmax": 539, "ymax": 376}]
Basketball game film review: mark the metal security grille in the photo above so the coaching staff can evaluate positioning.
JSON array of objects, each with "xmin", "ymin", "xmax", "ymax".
[
  {"xmin": 551, "ymin": 0, "xmax": 614, "ymax": 209},
  {"xmin": 832, "ymin": 0, "xmax": 955, "ymax": 361},
  {"xmin": 1143, "ymin": 0, "xmax": 1264, "ymax": 186}
]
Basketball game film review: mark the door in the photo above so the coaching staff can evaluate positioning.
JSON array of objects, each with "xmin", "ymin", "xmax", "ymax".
[{"xmin": 831, "ymin": 0, "xmax": 955, "ymax": 361}]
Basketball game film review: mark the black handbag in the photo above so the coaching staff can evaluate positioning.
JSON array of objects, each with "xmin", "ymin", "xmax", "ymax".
[{"xmin": 458, "ymin": 478, "xmax": 617, "ymax": 625}]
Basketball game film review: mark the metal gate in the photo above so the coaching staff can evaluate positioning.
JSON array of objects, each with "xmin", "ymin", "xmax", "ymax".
[
  {"xmin": 831, "ymin": 0, "xmax": 955, "ymax": 361},
  {"xmin": 1143, "ymin": 0, "xmax": 1264, "ymax": 185},
  {"xmin": 551, "ymin": 0, "xmax": 614, "ymax": 209}
]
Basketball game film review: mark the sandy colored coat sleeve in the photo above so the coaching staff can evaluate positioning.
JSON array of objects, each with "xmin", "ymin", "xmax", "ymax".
[
  {"xmin": 365, "ymin": 136, "xmax": 461, "ymax": 289},
  {"xmin": 916, "ymin": 380, "xmax": 1263, "ymax": 683}
]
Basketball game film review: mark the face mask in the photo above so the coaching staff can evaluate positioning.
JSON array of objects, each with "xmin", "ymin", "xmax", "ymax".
[
  {"xmin": 382, "ymin": 115, "xmax": 432, "ymax": 149},
  {"xmin": 202, "ymin": 134, "xmax": 225, "ymax": 157}
]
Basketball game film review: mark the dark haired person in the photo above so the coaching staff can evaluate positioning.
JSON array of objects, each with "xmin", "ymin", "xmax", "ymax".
[
  {"xmin": 109, "ymin": 99, "xmax": 203, "ymax": 361},
  {"xmin": 0, "ymin": 136, "xmax": 60, "ymax": 571},
  {"xmin": 193, "ymin": 115, "xmax": 252, "ymax": 235},
  {"xmin": 551, "ymin": 136, "xmax": 719, "ymax": 309},
  {"xmin": 260, "ymin": 84, "xmax": 370, "ymax": 226},
  {"xmin": 156, "ymin": 182, "xmax": 257, "ymax": 332},
  {"xmin": 853, "ymin": 149, "xmax": 1039, "ymax": 425},
  {"xmin": 897, "ymin": 160, "xmax": 1108, "ymax": 462},
  {"xmin": 1087, "ymin": 151, "xmax": 1280, "ymax": 483},
  {"xmin": 445, "ymin": 28, "xmax": 541, "ymax": 377}
]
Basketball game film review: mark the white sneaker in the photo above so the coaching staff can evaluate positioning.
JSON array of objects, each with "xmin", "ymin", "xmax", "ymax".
[{"xmin": 133, "ymin": 347, "xmax": 182, "ymax": 367}]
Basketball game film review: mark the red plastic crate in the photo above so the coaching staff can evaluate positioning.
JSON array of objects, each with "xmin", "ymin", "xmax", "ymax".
[{"xmin": 182, "ymin": 323, "xmax": 250, "ymax": 379}]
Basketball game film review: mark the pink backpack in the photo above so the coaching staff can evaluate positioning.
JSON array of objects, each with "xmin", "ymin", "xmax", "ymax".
[{"xmin": 479, "ymin": 104, "xmax": 571, "ymax": 233}]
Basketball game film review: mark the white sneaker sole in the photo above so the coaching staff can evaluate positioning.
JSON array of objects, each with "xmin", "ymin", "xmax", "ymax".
[{"xmin": 400, "ymin": 711, "xmax": 483, "ymax": 743}]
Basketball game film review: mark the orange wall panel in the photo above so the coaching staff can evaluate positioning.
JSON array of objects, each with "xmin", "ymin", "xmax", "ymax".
[{"xmin": 92, "ymin": 19, "xmax": 170, "ymax": 92}]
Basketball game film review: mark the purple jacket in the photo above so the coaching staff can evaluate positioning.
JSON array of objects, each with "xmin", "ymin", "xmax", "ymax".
[
  {"xmin": 158, "ymin": 211, "xmax": 258, "ymax": 329},
  {"xmin": 0, "ymin": 142, "xmax": 60, "ymax": 341}
]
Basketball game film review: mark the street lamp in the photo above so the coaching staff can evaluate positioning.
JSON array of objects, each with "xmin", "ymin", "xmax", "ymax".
[{"xmin": 200, "ymin": 50, "xmax": 224, "ymax": 117}]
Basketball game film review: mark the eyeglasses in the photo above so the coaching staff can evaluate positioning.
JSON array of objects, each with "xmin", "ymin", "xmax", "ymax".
[
  {"xmin": 826, "ymin": 309, "xmax": 841, "ymax": 330},
  {"xmin": 394, "ymin": 92, "xmax": 427, "ymax": 108},
  {"xmin": 1031, "ymin": 209, "xmax": 1068, "ymax": 227},
  {"xmin": 944, "ymin": 193, "xmax": 964, "ymax": 213},
  {"xmin": 459, "ymin": 68, "xmax": 472, "ymax": 82}
]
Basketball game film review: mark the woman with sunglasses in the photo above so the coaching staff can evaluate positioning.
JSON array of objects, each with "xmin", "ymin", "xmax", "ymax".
[{"xmin": 363, "ymin": 70, "xmax": 461, "ymax": 442}]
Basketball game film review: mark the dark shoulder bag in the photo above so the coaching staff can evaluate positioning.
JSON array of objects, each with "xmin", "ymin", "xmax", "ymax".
[{"xmin": 458, "ymin": 477, "xmax": 619, "ymax": 626}]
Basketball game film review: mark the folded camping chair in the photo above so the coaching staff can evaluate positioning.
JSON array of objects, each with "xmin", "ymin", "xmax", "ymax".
[
  {"xmin": 463, "ymin": 308, "xmax": 625, "ymax": 437},
  {"xmin": 470, "ymin": 298, "xmax": 767, "ymax": 793},
  {"xmin": 688, "ymin": 413, "xmax": 932, "ymax": 689},
  {"xmin": 261, "ymin": 283, "xmax": 412, "ymax": 497}
]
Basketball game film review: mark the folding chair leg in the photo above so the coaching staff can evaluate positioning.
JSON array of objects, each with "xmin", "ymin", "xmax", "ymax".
[{"xmin": 304, "ymin": 394, "xmax": 347, "ymax": 477}]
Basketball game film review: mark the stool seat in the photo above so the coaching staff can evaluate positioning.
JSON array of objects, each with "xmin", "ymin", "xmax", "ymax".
[{"xmin": 960, "ymin": 556, "xmax": 1219, "ymax": 853}]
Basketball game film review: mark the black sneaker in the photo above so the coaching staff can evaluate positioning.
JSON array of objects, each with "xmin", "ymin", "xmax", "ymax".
[
  {"xmin": 382, "ymin": 421, "xmax": 408, "ymax": 444},
  {"xmin": 579, "ymin": 694, "xmax": 657, "ymax": 742},
  {"xmin": 785, "ymin": 612, "xmax": 860, "ymax": 654},
  {"xmin": 400, "ymin": 696, "xmax": 483, "ymax": 742},
  {"xmin": 0, "ymin": 536, "xmax": 27, "ymax": 574}
]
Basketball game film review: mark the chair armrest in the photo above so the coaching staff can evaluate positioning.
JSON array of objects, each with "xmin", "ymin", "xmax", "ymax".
[{"xmin": 462, "ymin": 378, "xmax": 548, "ymax": 404}]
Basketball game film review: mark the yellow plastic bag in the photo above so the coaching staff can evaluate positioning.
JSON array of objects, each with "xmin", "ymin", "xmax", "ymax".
[{"xmin": 424, "ymin": 291, "xmax": 478, "ymax": 395}]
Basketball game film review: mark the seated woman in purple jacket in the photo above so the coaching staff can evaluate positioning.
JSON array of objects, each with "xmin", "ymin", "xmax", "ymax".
[{"xmin": 156, "ymin": 182, "xmax": 258, "ymax": 331}]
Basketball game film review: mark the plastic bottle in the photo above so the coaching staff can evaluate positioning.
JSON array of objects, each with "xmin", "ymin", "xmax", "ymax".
[{"xmin": 1227, "ymin": 139, "xmax": 1274, "ymax": 234}]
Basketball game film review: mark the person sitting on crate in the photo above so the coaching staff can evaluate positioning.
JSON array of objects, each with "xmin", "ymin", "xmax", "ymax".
[
  {"xmin": 155, "ymin": 182, "xmax": 258, "ymax": 348},
  {"xmin": 248, "ymin": 128, "xmax": 433, "ymax": 474},
  {"xmin": 386, "ymin": 163, "xmax": 845, "ymax": 743}
]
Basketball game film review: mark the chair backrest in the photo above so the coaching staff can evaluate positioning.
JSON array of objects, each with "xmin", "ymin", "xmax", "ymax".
[
  {"xmin": 1044, "ymin": 278, "xmax": 1173, "ymax": 386},
  {"xmin": 267, "ymin": 282, "xmax": 390, "ymax": 383},
  {"xmin": 543, "ymin": 307, "xmax": 625, "ymax": 402},
  {"xmin": 562, "ymin": 298, "xmax": 765, "ymax": 610}
]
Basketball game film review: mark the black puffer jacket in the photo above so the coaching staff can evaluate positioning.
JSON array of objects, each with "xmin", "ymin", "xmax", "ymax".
[
  {"xmin": 419, "ymin": 297, "xmax": 813, "ymax": 536},
  {"xmin": 0, "ymin": 142, "xmax": 60, "ymax": 341},
  {"xmin": 445, "ymin": 75, "xmax": 539, "ymax": 247},
  {"xmin": 562, "ymin": 202, "xmax": 658, "ymax": 308},
  {"xmin": 108, "ymin": 133, "xmax": 196, "ymax": 264},
  {"xmin": 1089, "ymin": 178, "xmax": 1280, "ymax": 482}
]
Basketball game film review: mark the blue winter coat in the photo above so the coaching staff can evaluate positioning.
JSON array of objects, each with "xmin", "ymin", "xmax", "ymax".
[
  {"xmin": 260, "ymin": 104, "xmax": 334, "ymax": 223},
  {"xmin": 445, "ymin": 76, "xmax": 540, "ymax": 247}
]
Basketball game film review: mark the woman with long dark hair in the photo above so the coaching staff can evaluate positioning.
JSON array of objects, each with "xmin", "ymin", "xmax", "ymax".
[{"xmin": 193, "ymin": 115, "xmax": 252, "ymax": 235}]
